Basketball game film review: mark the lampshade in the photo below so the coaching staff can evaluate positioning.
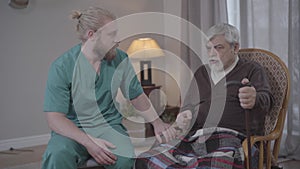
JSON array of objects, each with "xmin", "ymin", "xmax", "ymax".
[
  {"xmin": 127, "ymin": 38, "xmax": 164, "ymax": 59},
  {"xmin": 127, "ymin": 38, "xmax": 164, "ymax": 86}
]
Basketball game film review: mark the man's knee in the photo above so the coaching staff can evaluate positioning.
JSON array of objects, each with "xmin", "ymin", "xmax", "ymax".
[
  {"xmin": 42, "ymin": 135, "xmax": 88, "ymax": 169},
  {"xmin": 43, "ymin": 149, "xmax": 76, "ymax": 169},
  {"xmin": 42, "ymin": 145, "xmax": 78, "ymax": 169},
  {"xmin": 44, "ymin": 145, "xmax": 73, "ymax": 160}
]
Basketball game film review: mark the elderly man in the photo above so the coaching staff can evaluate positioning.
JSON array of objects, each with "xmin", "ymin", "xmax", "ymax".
[{"xmin": 134, "ymin": 23, "xmax": 273, "ymax": 169}]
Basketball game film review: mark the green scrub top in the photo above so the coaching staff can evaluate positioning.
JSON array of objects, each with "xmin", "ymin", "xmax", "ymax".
[{"xmin": 44, "ymin": 44, "xmax": 143, "ymax": 137}]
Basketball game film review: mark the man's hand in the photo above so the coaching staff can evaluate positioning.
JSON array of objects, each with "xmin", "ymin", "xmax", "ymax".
[
  {"xmin": 239, "ymin": 78, "xmax": 256, "ymax": 109},
  {"xmin": 152, "ymin": 119, "xmax": 177, "ymax": 143},
  {"xmin": 175, "ymin": 110, "xmax": 192, "ymax": 131},
  {"xmin": 85, "ymin": 135, "xmax": 117, "ymax": 165},
  {"xmin": 130, "ymin": 93, "xmax": 177, "ymax": 143}
]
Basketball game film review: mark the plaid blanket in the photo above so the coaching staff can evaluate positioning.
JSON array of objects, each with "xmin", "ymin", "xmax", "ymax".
[{"xmin": 135, "ymin": 127, "xmax": 258, "ymax": 169}]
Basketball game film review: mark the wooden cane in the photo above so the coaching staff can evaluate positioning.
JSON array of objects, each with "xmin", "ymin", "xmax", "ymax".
[
  {"xmin": 226, "ymin": 81, "xmax": 252, "ymax": 169},
  {"xmin": 245, "ymin": 109, "xmax": 252, "ymax": 169}
]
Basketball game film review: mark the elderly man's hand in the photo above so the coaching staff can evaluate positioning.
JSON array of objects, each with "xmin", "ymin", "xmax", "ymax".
[
  {"xmin": 152, "ymin": 119, "xmax": 177, "ymax": 143},
  {"xmin": 238, "ymin": 78, "xmax": 256, "ymax": 109},
  {"xmin": 175, "ymin": 110, "xmax": 192, "ymax": 131}
]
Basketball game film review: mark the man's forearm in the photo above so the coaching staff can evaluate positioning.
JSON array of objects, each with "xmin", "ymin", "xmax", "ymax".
[
  {"xmin": 130, "ymin": 93, "xmax": 160, "ymax": 123},
  {"xmin": 46, "ymin": 112, "xmax": 92, "ymax": 147},
  {"xmin": 255, "ymin": 91, "xmax": 273, "ymax": 112}
]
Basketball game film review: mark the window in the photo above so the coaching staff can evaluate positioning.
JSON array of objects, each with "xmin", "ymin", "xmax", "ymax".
[{"xmin": 226, "ymin": 0, "xmax": 240, "ymax": 32}]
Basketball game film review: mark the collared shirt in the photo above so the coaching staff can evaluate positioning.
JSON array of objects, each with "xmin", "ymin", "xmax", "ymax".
[{"xmin": 211, "ymin": 56, "xmax": 239, "ymax": 84}]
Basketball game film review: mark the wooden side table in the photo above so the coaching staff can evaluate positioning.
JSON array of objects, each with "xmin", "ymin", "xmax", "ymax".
[
  {"xmin": 142, "ymin": 85, "xmax": 180, "ymax": 137},
  {"xmin": 142, "ymin": 85, "xmax": 161, "ymax": 137},
  {"xmin": 143, "ymin": 85, "xmax": 161, "ymax": 96}
]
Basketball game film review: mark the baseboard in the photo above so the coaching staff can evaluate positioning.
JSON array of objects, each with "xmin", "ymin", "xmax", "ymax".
[{"xmin": 0, "ymin": 134, "xmax": 50, "ymax": 151}]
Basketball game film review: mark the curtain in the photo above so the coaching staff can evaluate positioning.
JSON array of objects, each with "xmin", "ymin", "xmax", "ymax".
[
  {"xmin": 238, "ymin": 0, "xmax": 300, "ymax": 160},
  {"xmin": 180, "ymin": 0, "xmax": 228, "ymax": 72},
  {"xmin": 285, "ymin": 0, "xmax": 300, "ymax": 160},
  {"xmin": 239, "ymin": 0, "xmax": 289, "ymax": 63},
  {"xmin": 178, "ymin": 0, "xmax": 228, "ymax": 104}
]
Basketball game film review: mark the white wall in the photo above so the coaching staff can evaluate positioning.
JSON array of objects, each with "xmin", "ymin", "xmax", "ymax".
[{"xmin": 0, "ymin": 0, "xmax": 165, "ymax": 149}]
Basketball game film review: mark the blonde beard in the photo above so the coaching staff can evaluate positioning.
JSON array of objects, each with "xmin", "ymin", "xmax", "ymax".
[
  {"xmin": 93, "ymin": 46, "xmax": 117, "ymax": 61},
  {"xmin": 104, "ymin": 48, "xmax": 117, "ymax": 61}
]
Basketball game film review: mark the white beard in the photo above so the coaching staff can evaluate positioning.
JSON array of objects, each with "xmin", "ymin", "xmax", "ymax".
[{"xmin": 209, "ymin": 61, "xmax": 224, "ymax": 72}]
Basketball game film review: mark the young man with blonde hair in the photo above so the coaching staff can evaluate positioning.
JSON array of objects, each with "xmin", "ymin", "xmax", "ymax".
[{"xmin": 42, "ymin": 7, "xmax": 175, "ymax": 169}]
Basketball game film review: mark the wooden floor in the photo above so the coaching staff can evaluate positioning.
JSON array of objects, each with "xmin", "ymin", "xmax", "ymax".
[
  {"xmin": 0, "ymin": 144, "xmax": 299, "ymax": 169},
  {"xmin": 277, "ymin": 158, "xmax": 300, "ymax": 169},
  {"xmin": 0, "ymin": 145, "xmax": 46, "ymax": 169}
]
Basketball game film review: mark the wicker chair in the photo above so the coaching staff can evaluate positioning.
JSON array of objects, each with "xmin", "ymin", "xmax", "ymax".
[{"xmin": 238, "ymin": 48, "xmax": 290, "ymax": 169}]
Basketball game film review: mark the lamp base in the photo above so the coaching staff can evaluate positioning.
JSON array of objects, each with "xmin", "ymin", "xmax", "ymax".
[
  {"xmin": 141, "ymin": 83, "xmax": 155, "ymax": 86},
  {"xmin": 140, "ymin": 60, "xmax": 154, "ymax": 86}
]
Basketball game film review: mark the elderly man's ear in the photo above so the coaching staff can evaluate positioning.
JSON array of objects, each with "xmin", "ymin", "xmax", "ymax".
[{"xmin": 233, "ymin": 43, "xmax": 240, "ymax": 54}]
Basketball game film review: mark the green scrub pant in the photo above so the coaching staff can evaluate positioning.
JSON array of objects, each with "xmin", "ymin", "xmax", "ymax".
[{"xmin": 42, "ymin": 125, "xmax": 135, "ymax": 169}]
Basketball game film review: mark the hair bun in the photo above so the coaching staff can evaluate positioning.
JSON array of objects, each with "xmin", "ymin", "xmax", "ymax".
[{"xmin": 70, "ymin": 10, "xmax": 82, "ymax": 20}]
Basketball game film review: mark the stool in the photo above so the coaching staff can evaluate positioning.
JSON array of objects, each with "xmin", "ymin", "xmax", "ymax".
[{"xmin": 78, "ymin": 158, "xmax": 105, "ymax": 169}]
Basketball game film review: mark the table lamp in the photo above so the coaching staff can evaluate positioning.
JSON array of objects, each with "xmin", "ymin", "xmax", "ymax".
[{"xmin": 127, "ymin": 38, "xmax": 164, "ymax": 86}]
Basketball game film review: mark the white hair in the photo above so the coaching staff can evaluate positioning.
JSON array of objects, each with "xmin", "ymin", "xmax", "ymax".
[{"xmin": 206, "ymin": 23, "xmax": 240, "ymax": 46}]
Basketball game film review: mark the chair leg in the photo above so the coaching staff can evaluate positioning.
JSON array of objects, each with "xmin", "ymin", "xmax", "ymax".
[
  {"xmin": 259, "ymin": 141, "xmax": 264, "ymax": 169},
  {"xmin": 266, "ymin": 141, "xmax": 271, "ymax": 169},
  {"xmin": 272, "ymin": 137, "xmax": 282, "ymax": 164}
]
